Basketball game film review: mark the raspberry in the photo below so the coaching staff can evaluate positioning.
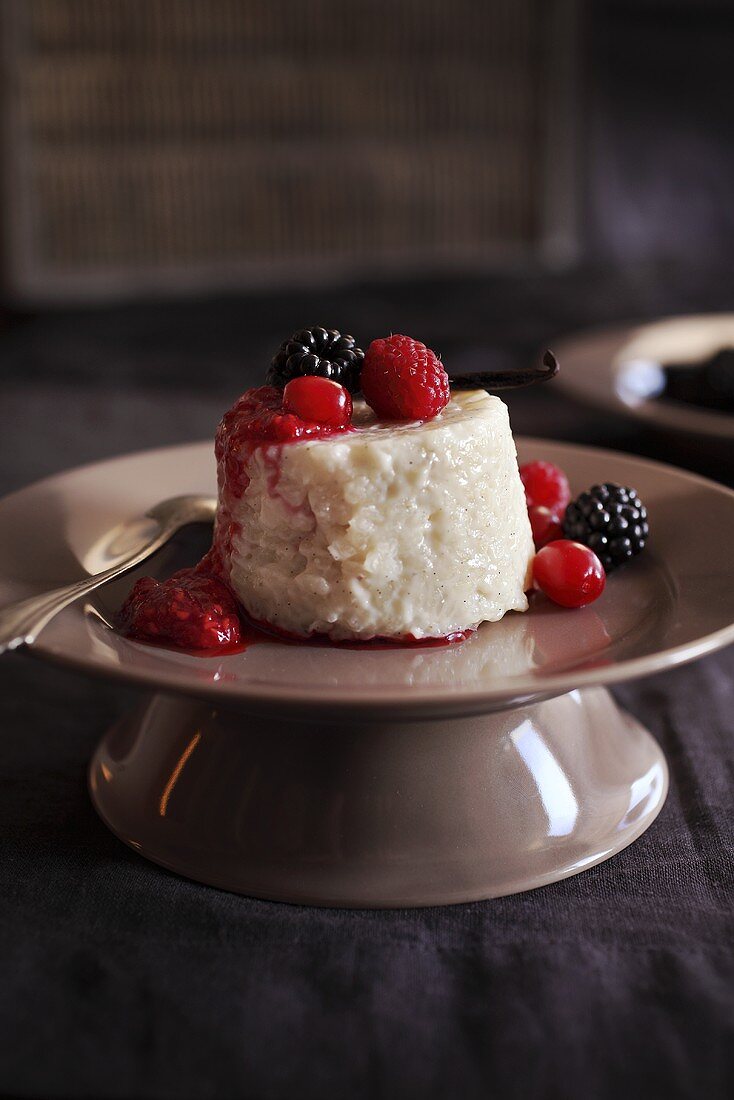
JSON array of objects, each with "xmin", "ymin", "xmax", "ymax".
[
  {"xmin": 361, "ymin": 334, "xmax": 450, "ymax": 420},
  {"xmin": 520, "ymin": 461, "xmax": 571, "ymax": 514}
]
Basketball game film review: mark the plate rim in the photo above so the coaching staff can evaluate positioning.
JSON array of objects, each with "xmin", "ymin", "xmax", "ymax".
[{"xmin": 3, "ymin": 435, "xmax": 734, "ymax": 716}]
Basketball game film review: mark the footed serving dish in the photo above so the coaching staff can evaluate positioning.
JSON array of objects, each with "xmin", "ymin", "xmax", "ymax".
[{"xmin": 1, "ymin": 437, "xmax": 732, "ymax": 906}]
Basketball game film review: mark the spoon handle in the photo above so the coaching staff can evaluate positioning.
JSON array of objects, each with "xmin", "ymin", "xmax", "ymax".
[
  {"xmin": 450, "ymin": 350, "xmax": 559, "ymax": 392},
  {"xmin": 0, "ymin": 525, "xmax": 174, "ymax": 655}
]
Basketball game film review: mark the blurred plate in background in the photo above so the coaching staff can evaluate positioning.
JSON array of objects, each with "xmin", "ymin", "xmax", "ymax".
[{"xmin": 553, "ymin": 315, "xmax": 734, "ymax": 444}]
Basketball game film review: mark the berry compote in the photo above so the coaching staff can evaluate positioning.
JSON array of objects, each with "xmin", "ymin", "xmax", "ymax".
[{"xmin": 118, "ymin": 569, "xmax": 243, "ymax": 653}]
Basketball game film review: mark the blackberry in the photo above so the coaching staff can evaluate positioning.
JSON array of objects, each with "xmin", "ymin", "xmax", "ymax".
[
  {"xmin": 267, "ymin": 327, "xmax": 365, "ymax": 394},
  {"xmin": 563, "ymin": 483, "xmax": 649, "ymax": 573}
]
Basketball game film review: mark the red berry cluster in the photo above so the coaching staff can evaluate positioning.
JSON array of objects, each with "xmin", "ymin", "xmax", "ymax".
[
  {"xmin": 521, "ymin": 458, "xmax": 650, "ymax": 607},
  {"xmin": 520, "ymin": 460, "xmax": 570, "ymax": 549},
  {"xmin": 262, "ymin": 330, "xmax": 451, "ymax": 431},
  {"xmin": 521, "ymin": 460, "xmax": 606, "ymax": 609}
]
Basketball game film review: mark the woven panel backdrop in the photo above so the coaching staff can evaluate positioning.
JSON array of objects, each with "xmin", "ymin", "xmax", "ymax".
[{"xmin": 0, "ymin": 0, "xmax": 579, "ymax": 300}]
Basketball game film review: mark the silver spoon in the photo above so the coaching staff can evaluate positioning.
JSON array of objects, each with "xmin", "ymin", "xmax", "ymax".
[{"xmin": 0, "ymin": 494, "xmax": 216, "ymax": 655}]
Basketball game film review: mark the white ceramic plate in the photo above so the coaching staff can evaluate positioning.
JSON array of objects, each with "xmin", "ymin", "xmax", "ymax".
[
  {"xmin": 0, "ymin": 438, "xmax": 733, "ymax": 718},
  {"xmin": 553, "ymin": 314, "xmax": 734, "ymax": 442}
]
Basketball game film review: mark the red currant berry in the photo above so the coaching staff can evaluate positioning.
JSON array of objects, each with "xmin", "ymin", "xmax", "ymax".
[
  {"xmin": 528, "ymin": 505, "xmax": 563, "ymax": 549},
  {"xmin": 520, "ymin": 460, "xmax": 571, "ymax": 514},
  {"xmin": 283, "ymin": 376, "xmax": 352, "ymax": 429},
  {"xmin": 532, "ymin": 540, "xmax": 606, "ymax": 608}
]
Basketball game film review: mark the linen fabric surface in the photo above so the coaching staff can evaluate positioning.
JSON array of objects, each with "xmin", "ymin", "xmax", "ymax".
[{"xmin": 1, "ymin": 653, "xmax": 732, "ymax": 1100}]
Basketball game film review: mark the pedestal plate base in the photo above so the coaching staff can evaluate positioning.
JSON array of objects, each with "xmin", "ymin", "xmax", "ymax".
[{"xmin": 89, "ymin": 687, "xmax": 668, "ymax": 908}]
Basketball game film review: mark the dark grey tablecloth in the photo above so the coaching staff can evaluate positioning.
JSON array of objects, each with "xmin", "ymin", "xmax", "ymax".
[{"xmin": 1, "ymin": 270, "xmax": 733, "ymax": 1099}]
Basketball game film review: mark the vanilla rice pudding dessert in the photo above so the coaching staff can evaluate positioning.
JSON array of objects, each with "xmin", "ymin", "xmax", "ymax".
[
  {"xmin": 119, "ymin": 330, "xmax": 625, "ymax": 653},
  {"xmin": 214, "ymin": 386, "xmax": 534, "ymax": 642}
]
